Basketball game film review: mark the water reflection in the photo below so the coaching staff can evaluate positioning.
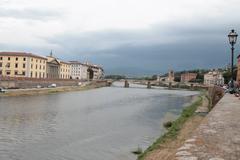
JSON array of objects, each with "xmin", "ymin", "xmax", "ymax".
[{"xmin": 0, "ymin": 82, "xmax": 199, "ymax": 160}]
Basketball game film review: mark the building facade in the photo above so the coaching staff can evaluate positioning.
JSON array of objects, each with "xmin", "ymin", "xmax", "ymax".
[
  {"xmin": 237, "ymin": 55, "xmax": 240, "ymax": 84},
  {"xmin": 70, "ymin": 61, "xmax": 83, "ymax": 79},
  {"xmin": 0, "ymin": 52, "xmax": 47, "ymax": 78},
  {"xmin": 204, "ymin": 70, "xmax": 225, "ymax": 86},
  {"xmin": 46, "ymin": 56, "xmax": 60, "ymax": 79},
  {"xmin": 181, "ymin": 73, "xmax": 197, "ymax": 83},
  {"xmin": 0, "ymin": 52, "xmax": 104, "ymax": 80},
  {"xmin": 168, "ymin": 70, "xmax": 174, "ymax": 82},
  {"xmin": 59, "ymin": 61, "xmax": 71, "ymax": 79}
]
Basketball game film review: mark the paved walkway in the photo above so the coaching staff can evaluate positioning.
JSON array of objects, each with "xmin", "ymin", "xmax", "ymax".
[{"xmin": 175, "ymin": 94, "xmax": 240, "ymax": 160}]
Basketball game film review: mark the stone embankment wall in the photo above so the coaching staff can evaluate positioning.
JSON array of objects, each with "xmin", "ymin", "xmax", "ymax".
[
  {"xmin": 207, "ymin": 85, "xmax": 225, "ymax": 108},
  {"xmin": 0, "ymin": 77, "xmax": 98, "ymax": 89},
  {"xmin": 175, "ymin": 94, "xmax": 240, "ymax": 160}
]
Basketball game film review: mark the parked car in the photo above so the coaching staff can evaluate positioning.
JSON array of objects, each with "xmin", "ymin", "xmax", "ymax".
[
  {"xmin": 0, "ymin": 87, "xmax": 6, "ymax": 93},
  {"xmin": 36, "ymin": 85, "xmax": 42, "ymax": 88},
  {"xmin": 48, "ymin": 84, "xmax": 57, "ymax": 88}
]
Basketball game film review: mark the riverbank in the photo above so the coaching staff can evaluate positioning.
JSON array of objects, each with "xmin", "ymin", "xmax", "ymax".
[
  {"xmin": 0, "ymin": 80, "xmax": 108, "ymax": 97},
  {"xmin": 138, "ymin": 93, "xmax": 209, "ymax": 160}
]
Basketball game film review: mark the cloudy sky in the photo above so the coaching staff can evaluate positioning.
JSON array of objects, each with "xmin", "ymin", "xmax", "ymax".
[{"xmin": 0, "ymin": 0, "xmax": 240, "ymax": 75}]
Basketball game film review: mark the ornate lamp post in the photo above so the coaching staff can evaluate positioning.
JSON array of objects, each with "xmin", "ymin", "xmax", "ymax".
[{"xmin": 228, "ymin": 29, "xmax": 238, "ymax": 93}]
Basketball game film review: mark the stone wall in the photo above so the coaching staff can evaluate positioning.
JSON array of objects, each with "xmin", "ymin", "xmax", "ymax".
[
  {"xmin": 208, "ymin": 85, "xmax": 224, "ymax": 108},
  {"xmin": 0, "ymin": 77, "xmax": 81, "ymax": 89}
]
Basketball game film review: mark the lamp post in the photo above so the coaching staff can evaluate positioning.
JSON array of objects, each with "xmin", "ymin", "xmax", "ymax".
[{"xmin": 228, "ymin": 29, "xmax": 238, "ymax": 93}]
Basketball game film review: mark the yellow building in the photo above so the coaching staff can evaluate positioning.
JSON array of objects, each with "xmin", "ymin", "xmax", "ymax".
[
  {"xmin": 46, "ymin": 53, "xmax": 71, "ymax": 79},
  {"xmin": 59, "ymin": 61, "xmax": 71, "ymax": 79},
  {"xmin": 0, "ymin": 52, "xmax": 47, "ymax": 78}
]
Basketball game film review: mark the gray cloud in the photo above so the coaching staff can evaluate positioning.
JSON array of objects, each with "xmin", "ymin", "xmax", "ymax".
[
  {"xmin": 42, "ymin": 19, "xmax": 240, "ymax": 76},
  {"xmin": 0, "ymin": 8, "xmax": 62, "ymax": 20},
  {"xmin": 1, "ymin": 14, "xmax": 239, "ymax": 76}
]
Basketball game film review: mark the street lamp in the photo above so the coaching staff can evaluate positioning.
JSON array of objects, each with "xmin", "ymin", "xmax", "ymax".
[{"xmin": 228, "ymin": 29, "xmax": 238, "ymax": 93}]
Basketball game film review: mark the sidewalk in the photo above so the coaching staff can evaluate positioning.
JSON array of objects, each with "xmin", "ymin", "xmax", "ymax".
[{"xmin": 176, "ymin": 94, "xmax": 240, "ymax": 160}]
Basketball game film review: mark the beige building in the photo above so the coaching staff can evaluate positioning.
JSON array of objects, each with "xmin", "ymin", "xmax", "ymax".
[
  {"xmin": 168, "ymin": 70, "xmax": 174, "ymax": 82},
  {"xmin": 46, "ymin": 54, "xmax": 71, "ymax": 79},
  {"xmin": 84, "ymin": 63, "xmax": 104, "ymax": 80},
  {"xmin": 46, "ymin": 55, "xmax": 60, "ymax": 79},
  {"xmin": 204, "ymin": 70, "xmax": 224, "ymax": 86},
  {"xmin": 181, "ymin": 73, "xmax": 197, "ymax": 83},
  {"xmin": 59, "ymin": 61, "xmax": 71, "ymax": 79},
  {"xmin": 237, "ymin": 55, "xmax": 240, "ymax": 84},
  {"xmin": 0, "ymin": 52, "xmax": 47, "ymax": 78}
]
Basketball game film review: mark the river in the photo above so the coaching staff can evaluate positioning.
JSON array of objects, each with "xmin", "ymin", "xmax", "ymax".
[{"xmin": 0, "ymin": 82, "xmax": 199, "ymax": 160}]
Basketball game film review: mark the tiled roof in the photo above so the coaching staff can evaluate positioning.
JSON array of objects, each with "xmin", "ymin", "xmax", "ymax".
[{"xmin": 0, "ymin": 52, "xmax": 47, "ymax": 60}]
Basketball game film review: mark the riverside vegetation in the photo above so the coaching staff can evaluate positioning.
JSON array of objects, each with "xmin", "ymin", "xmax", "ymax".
[{"xmin": 137, "ymin": 93, "xmax": 206, "ymax": 160}]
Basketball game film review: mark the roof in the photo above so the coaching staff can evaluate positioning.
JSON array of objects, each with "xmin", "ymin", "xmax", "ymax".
[
  {"xmin": 69, "ymin": 61, "xmax": 83, "ymax": 65},
  {"xmin": 59, "ymin": 60, "xmax": 71, "ymax": 65},
  {"xmin": 0, "ymin": 52, "xmax": 47, "ymax": 60}
]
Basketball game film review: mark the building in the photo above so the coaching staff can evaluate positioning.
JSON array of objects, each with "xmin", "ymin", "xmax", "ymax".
[
  {"xmin": 237, "ymin": 55, "xmax": 240, "ymax": 84},
  {"xmin": 0, "ymin": 52, "xmax": 47, "ymax": 78},
  {"xmin": 46, "ymin": 55, "xmax": 60, "ymax": 79},
  {"xmin": 69, "ymin": 61, "xmax": 89, "ymax": 80},
  {"xmin": 59, "ymin": 61, "xmax": 71, "ymax": 79},
  {"xmin": 70, "ymin": 61, "xmax": 82, "ymax": 79},
  {"xmin": 0, "ymin": 51, "xmax": 104, "ymax": 80},
  {"xmin": 168, "ymin": 70, "xmax": 174, "ymax": 82},
  {"xmin": 204, "ymin": 70, "xmax": 225, "ymax": 86},
  {"xmin": 181, "ymin": 73, "xmax": 197, "ymax": 83},
  {"xmin": 70, "ymin": 61, "xmax": 104, "ymax": 80},
  {"xmin": 84, "ymin": 62, "xmax": 104, "ymax": 80}
]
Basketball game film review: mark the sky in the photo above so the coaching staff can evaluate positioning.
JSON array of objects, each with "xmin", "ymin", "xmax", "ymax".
[{"xmin": 0, "ymin": 0, "xmax": 240, "ymax": 76}]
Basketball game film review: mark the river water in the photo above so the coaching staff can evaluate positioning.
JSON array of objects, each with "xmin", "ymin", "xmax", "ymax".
[{"xmin": 0, "ymin": 82, "xmax": 199, "ymax": 160}]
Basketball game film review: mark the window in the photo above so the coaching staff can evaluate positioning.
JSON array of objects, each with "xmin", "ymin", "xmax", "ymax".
[
  {"xmin": 30, "ymin": 72, "xmax": 33, "ymax": 77},
  {"xmin": 31, "ymin": 58, "xmax": 33, "ymax": 62},
  {"xmin": 23, "ymin": 63, "xmax": 26, "ymax": 68},
  {"xmin": 40, "ymin": 65, "xmax": 41, "ymax": 69},
  {"xmin": 8, "ymin": 57, "xmax": 10, "ymax": 61},
  {"xmin": 6, "ymin": 63, "xmax": 10, "ymax": 68},
  {"xmin": 15, "ymin": 63, "xmax": 18, "ymax": 68},
  {"xmin": 6, "ymin": 71, "xmax": 10, "ymax": 75},
  {"xmin": 36, "ymin": 59, "xmax": 38, "ymax": 63},
  {"xmin": 15, "ymin": 71, "xmax": 18, "ymax": 75},
  {"xmin": 36, "ymin": 65, "xmax": 37, "ymax": 69},
  {"xmin": 40, "ymin": 60, "xmax": 42, "ymax": 63},
  {"xmin": 0, "ymin": 57, "xmax": 2, "ymax": 60},
  {"xmin": 16, "ymin": 57, "xmax": 18, "ymax": 61},
  {"xmin": 0, "ymin": 63, "xmax": 2, "ymax": 67},
  {"xmin": 22, "ymin": 71, "xmax": 25, "ymax": 75},
  {"xmin": 23, "ymin": 58, "xmax": 26, "ymax": 61},
  {"xmin": 0, "ymin": 70, "xmax": 2, "ymax": 75},
  {"xmin": 31, "ymin": 64, "xmax": 33, "ymax": 69}
]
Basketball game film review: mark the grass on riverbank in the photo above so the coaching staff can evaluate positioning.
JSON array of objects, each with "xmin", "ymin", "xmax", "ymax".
[{"xmin": 137, "ymin": 95, "xmax": 203, "ymax": 160}]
